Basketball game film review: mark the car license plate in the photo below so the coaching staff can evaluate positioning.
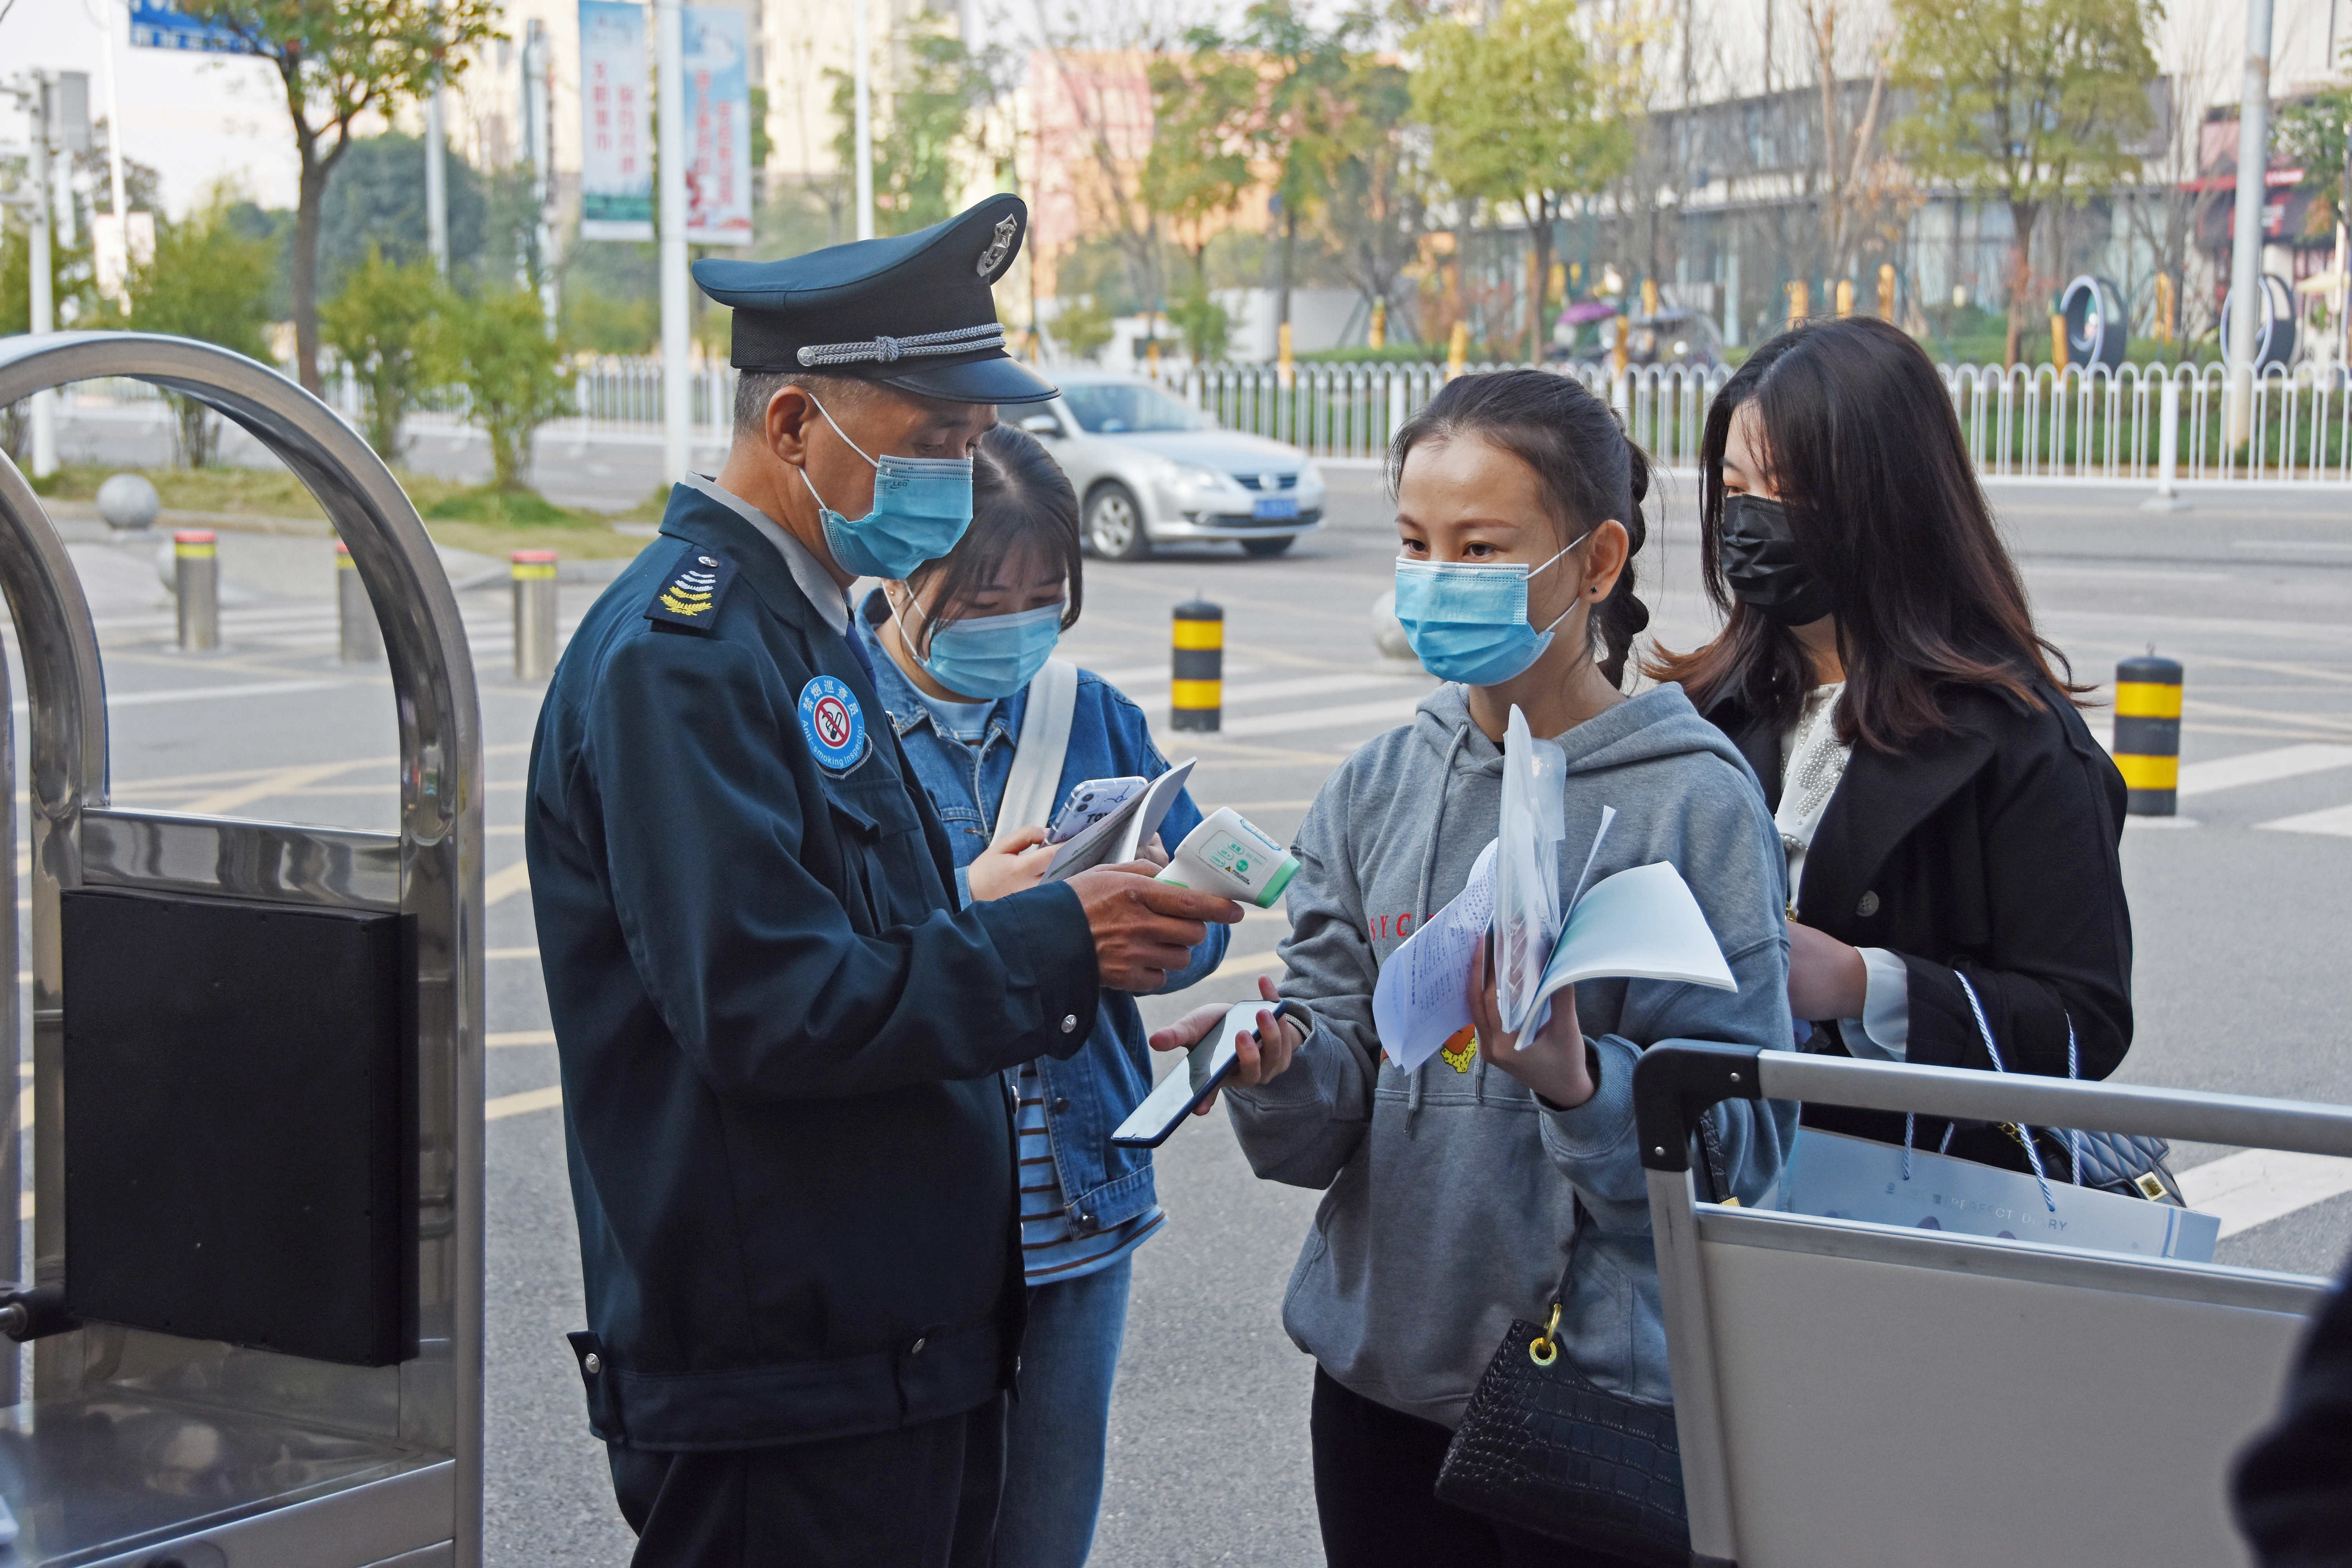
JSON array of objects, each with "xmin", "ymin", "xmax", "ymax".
[{"xmin": 1252, "ymin": 495, "xmax": 1300, "ymax": 520}]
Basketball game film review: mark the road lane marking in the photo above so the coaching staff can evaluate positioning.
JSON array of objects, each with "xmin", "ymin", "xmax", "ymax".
[
  {"xmin": 1207, "ymin": 946, "xmax": 1284, "ymax": 981},
  {"xmin": 488, "ymin": 1030, "xmax": 556, "ymax": 1047},
  {"xmin": 2177, "ymin": 1149, "xmax": 2352, "ymax": 1238},
  {"xmin": 2178, "ymin": 743, "xmax": 2352, "ymax": 797},
  {"xmin": 2255, "ymin": 803, "xmax": 2352, "ymax": 838},
  {"xmin": 11, "ymin": 679, "xmax": 350, "ymax": 716},
  {"xmin": 485, "ymin": 861, "xmax": 532, "ymax": 905},
  {"xmin": 1142, "ymin": 672, "xmax": 1428, "ymax": 713},
  {"xmin": 1218, "ymin": 696, "xmax": 1425, "ymax": 739},
  {"xmin": 178, "ymin": 758, "xmax": 373, "ymax": 815},
  {"xmin": 488, "ymin": 1085, "xmax": 563, "ymax": 1120}
]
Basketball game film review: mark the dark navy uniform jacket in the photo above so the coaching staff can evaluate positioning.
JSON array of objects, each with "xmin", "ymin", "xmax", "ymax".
[{"xmin": 526, "ymin": 483, "xmax": 1101, "ymax": 1450}]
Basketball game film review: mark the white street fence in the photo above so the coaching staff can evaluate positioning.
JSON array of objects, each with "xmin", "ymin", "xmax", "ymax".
[{"xmin": 48, "ymin": 354, "xmax": 2352, "ymax": 488}]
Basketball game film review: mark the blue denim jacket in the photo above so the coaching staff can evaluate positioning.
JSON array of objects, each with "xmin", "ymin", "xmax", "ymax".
[{"xmin": 855, "ymin": 593, "xmax": 1229, "ymax": 1234}]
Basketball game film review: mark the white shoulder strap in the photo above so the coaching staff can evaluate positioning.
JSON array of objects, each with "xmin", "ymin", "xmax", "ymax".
[{"xmin": 993, "ymin": 658, "xmax": 1079, "ymax": 843}]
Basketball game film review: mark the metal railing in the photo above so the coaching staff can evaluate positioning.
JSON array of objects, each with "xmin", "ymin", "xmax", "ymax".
[{"xmin": 44, "ymin": 352, "xmax": 2352, "ymax": 486}]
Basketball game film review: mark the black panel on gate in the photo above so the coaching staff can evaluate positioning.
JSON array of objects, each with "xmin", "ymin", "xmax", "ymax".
[{"xmin": 61, "ymin": 886, "xmax": 416, "ymax": 1367}]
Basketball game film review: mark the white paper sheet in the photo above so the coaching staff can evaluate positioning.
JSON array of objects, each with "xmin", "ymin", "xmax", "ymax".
[{"xmin": 1372, "ymin": 840, "xmax": 1497, "ymax": 1071}]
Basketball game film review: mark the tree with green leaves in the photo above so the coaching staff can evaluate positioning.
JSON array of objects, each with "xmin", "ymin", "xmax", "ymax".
[
  {"xmin": 1410, "ymin": 0, "xmax": 1632, "ymax": 363},
  {"xmin": 1238, "ymin": 0, "xmax": 1357, "ymax": 334},
  {"xmin": 1889, "ymin": 0, "xmax": 2158, "ymax": 365},
  {"xmin": 1167, "ymin": 285, "xmax": 1233, "ymax": 361},
  {"xmin": 1050, "ymin": 296, "xmax": 1116, "ymax": 362},
  {"xmin": 444, "ymin": 285, "xmax": 573, "ymax": 491},
  {"xmin": 123, "ymin": 200, "xmax": 276, "ymax": 466},
  {"xmin": 2276, "ymin": 85, "xmax": 2352, "ymax": 236},
  {"xmin": 830, "ymin": 19, "xmax": 994, "ymax": 236},
  {"xmin": 321, "ymin": 245, "xmax": 450, "ymax": 461},
  {"xmin": 1316, "ymin": 49, "xmax": 1425, "ymax": 340},
  {"xmin": 178, "ymin": 0, "xmax": 501, "ymax": 396},
  {"xmin": 1143, "ymin": 29, "xmax": 1259, "ymax": 292}
]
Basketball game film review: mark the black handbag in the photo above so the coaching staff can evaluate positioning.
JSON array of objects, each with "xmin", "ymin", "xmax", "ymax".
[
  {"xmin": 1946, "ymin": 975, "xmax": 2185, "ymax": 1205},
  {"xmin": 1434, "ymin": 1200, "xmax": 1690, "ymax": 1567}
]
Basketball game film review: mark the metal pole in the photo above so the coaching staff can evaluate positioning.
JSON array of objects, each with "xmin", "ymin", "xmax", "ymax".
[
  {"xmin": 2143, "ymin": 372, "xmax": 2189, "ymax": 512},
  {"xmin": 426, "ymin": 87, "xmax": 450, "ymax": 275},
  {"xmin": 512, "ymin": 550, "xmax": 559, "ymax": 681},
  {"xmin": 100, "ymin": 11, "xmax": 127, "ymax": 231},
  {"xmin": 25, "ymin": 76, "xmax": 58, "ymax": 479},
  {"xmin": 853, "ymin": 0, "xmax": 874, "ymax": 241},
  {"xmin": 656, "ymin": 0, "xmax": 691, "ymax": 483},
  {"xmin": 2225, "ymin": 0, "xmax": 2273, "ymax": 448},
  {"xmin": 526, "ymin": 19, "xmax": 559, "ymax": 325},
  {"xmin": 174, "ymin": 530, "xmax": 220, "ymax": 653},
  {"xmin": 336, "ymin": 541, "xmax": 382, "ymax": 662}
]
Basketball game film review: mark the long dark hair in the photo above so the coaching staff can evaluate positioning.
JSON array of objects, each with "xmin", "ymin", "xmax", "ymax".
[
  {"xmin": 1388, "ymin": 369, "xmax": 1653, "ymax": 689},
  {"xmin": 902, "ymin": 423, "xmax": 1084, "ymax": 647},
  {"xmin": 1646, "ymin": 317, "xmax": 2081, "ymax": 750}
]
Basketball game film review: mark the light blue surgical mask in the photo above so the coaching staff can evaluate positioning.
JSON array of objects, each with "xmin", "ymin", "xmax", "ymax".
[
  {"xmin": 799, "ymin": 397, "xmax": 975, "ymax": 580},
  {"xmin": 892, "ymin": 592, "xmax": 1064, "ymax": 700},
  {"xmin": 1391, "ymin": 536, "xmax": 1588, "ymax": 686}
]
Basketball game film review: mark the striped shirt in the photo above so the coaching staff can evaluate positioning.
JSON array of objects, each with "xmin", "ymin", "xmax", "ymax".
[{"xmin": 1015, "ymin": 1060, "xmax": 1163, "ymax": 1284}]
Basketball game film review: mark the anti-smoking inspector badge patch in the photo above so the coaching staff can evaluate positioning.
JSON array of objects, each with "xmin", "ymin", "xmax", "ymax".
[
  {"xmin": 797, "ymin": 675, "xmax": 867, "ymax": 771},
  {"xmin": 644, "ymin": 548, "xmax": 738, "ymax": 631}
]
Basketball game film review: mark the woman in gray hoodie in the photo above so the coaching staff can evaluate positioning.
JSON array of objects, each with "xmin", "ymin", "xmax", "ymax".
[{"xmin": 1153, "ymin": 371, "xmax": 1798, "ymax": 1567}]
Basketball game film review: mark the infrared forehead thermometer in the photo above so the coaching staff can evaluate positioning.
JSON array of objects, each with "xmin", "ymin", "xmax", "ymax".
[{"xmin": 1154, "ymin": 808, "xmax": 1300, "ymax": 910}]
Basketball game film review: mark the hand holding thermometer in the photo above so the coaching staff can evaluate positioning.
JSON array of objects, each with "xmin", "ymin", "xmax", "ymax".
[{"xmin": 1153, "ymin": 808, "xmax": 1300, "ymax": 909}]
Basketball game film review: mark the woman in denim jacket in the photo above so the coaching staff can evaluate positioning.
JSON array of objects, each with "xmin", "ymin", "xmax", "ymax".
[{"xmin": 855, "ymin": 423, "xmax": 1228, "ymax": 1567}]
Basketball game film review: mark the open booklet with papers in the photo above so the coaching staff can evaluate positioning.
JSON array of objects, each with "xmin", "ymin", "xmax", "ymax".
[{"xmin": 1370, "ymin": 707, "xmax": 1735, "ymax": 1073}]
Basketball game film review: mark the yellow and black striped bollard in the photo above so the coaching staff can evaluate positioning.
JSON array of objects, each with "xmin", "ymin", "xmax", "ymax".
[
  {"xmin": 1171, "ymin": 599, "xmax": 1222, "ymax": 733},
  {"xmin": 2114, "ymin": 654, "xmax": 2183, "ymax": 816}
]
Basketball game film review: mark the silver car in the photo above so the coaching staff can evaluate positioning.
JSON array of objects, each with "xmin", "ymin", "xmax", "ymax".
[{"xmin": 1013, "ymin": 372, "xmax": 1327, "ymax": 560}]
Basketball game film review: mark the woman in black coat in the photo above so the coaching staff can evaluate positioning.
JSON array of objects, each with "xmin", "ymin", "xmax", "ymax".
[{"xmin": 1650, "ymin": 317, "xmax": 2132, "ymax": 1170}]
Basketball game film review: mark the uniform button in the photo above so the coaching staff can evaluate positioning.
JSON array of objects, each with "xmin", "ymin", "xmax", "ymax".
[
  {"xmin": 910, "ymin": 1337, "xmax": 927, "ymax": 1356},
  {"xmin": 583, "ymin": 1353, "xmax": 601, "ymax": 1376},
  {"xmin": 1061, "ymin": 1014, "xmax": 1078, "ymax": 1034},
  {"xmin": 1857, "ymin": 891, "xmax": 1880, "ymax": 918},
  {"xmin": 1051, "ymin": 1096, "xmax": 1071, "ymax": 1113}
]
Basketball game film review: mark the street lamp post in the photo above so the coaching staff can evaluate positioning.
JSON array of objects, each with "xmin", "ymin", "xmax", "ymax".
[
  {"xmin": 2225, "ymin": 0, "xmax": 2274, "ymax": 449},
  {"xmin": 854, "ymin": 0, "xmax": 875, "ymax": 241},
  {"xmin": 657, "ymin": 0, "xmax": 690, "ymax": 484}
]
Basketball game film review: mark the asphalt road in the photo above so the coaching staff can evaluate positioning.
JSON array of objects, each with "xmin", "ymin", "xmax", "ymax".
[{"xmin": 23, "ymin": 417, "xmax": 2352, "ymax": 1565}]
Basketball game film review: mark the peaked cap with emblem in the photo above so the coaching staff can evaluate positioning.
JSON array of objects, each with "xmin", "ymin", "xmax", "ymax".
[{"xmin": 691, "ymin": 193, "xmax": 1056, "ymax": 406}]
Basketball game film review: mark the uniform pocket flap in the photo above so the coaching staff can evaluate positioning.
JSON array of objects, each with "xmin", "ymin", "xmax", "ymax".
[{"xmin": 822, "ymin": 774, "xmax": 923, "ymax": 839}]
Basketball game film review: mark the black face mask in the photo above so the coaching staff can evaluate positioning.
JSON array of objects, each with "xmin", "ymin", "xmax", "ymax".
[{"xmin": 1718, "ymin": 493, "xmax": 1835, "ymax": 626}]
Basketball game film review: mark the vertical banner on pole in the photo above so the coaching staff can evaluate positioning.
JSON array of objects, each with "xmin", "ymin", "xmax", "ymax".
[
  {"xmin": 579, "ymin": 0, "xmax": 656, "ymax": 241},
  {"xmin": 683, "ymin": 7, "xmax": 754, "ymax": 247}
]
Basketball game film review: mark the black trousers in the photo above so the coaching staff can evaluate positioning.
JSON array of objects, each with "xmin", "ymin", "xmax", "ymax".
[
  {"xmin": 1310, "ymin": 1367, "xmax": 1652, "ymax": 1568},
  {"xmin": 608, "ymin": 1395, "xmax": 1006, "ymax": 1568}
]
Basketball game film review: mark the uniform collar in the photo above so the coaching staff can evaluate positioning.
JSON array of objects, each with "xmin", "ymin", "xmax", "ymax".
[{"xmin": 678, "ymin": 473, "xmax": 849, "ymax": 636}]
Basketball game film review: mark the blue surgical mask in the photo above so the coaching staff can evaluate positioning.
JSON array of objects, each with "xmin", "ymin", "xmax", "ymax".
[
  {"xmin": 892, "ymin": 593, "xmax": 1064, "ymax": 700},
  {"xmin": 1391, "ymin": 537, "xmax": 1587, "ymax": 686},
  {"xmin": 799, "ymin": 397, "xmax": 975, "ymax": 580}
]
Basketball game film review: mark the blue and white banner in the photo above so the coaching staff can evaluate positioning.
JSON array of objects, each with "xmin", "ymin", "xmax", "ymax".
[
  {"xmin": 129, "ymin": 0, "xmax": 262, "ymax": 54},
  {"xmin": 579, "ymin": 0, "xmax": 655, "ymax": 241},
  {"xmin": 682, "ymin": 6, "xmax": 754, "ymax": 247}
]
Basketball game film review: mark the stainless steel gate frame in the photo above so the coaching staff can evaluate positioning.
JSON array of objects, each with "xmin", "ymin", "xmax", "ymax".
[
  {"xmin": 1633, "ymin": 1042, "xmax": 2352, "ymax": 1568},
  {"xmin": 0, "ymin": 333, "xmax": 484, "ymax": 1568}
]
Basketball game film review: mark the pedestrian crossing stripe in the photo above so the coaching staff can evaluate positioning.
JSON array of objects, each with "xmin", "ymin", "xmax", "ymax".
[{"xmin": 645, "ymin": 547, "xmax": 738, "ymax": 633}]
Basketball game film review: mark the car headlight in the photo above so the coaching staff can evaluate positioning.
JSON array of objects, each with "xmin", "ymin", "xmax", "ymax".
[{"xmin": 1298, "ymin": 460, "xmax": 1325, "ymax": 492}]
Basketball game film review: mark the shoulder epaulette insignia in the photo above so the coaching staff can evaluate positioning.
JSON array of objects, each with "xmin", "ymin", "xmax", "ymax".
[{"xmin": 645, "ymin": 546, "xmax": 738, "ymax": 632}]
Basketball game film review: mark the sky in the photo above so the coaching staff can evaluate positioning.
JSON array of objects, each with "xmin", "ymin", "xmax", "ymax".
[{"xmin": 2, "ymin": 0, "xmax": 301, "ymax": 216}]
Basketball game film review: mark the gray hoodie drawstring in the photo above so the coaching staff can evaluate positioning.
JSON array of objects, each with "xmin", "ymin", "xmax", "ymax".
[{"xmin": 1406, "ymin": 721, "xmax": 1476, "ymax": 1123}]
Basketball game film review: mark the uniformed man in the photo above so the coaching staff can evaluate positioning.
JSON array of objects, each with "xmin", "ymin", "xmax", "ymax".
[{"xmin": 525, "ymin": 194, "xmax": 1241, "ymax": 1566}]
